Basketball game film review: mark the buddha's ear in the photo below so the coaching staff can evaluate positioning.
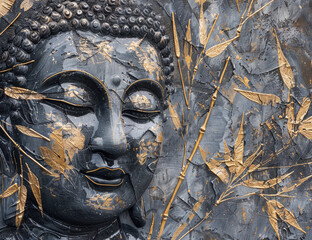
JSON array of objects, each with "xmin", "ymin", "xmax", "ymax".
[{"xmin": 129, "ymin": 197, "xmax": 146, "ymax": 228}]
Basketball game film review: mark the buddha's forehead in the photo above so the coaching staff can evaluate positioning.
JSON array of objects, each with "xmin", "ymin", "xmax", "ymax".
[{"xmin": 27, "ymin": 31, "xmax": 163, "ymax": 91}]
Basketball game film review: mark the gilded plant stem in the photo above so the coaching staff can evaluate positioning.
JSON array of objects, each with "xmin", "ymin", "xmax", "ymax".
[
  {"xmin": 157, "ymin": 57, "xmax": 230, "ymax": 240},
  {"xmin": 178, "ymin": 211, "xmax": 212, "ymax": 240},
  {"xmin": 0, "ymin": 124, "xmax": 53, "ymax": 175},
  {"xmin": 235, "ymin": 0, "xmax": 240, "ymax": 12},
  {"xmin": 0, "ymin": 60, "xmax": 35, "ymax": 74},
  {"xmin": 147, "ymin": 213, "xmax": 155, "ymax": 240},
  {"xmin": 0, "ymin": 12, "xmax": 21, "ymax": 36},
  {"xmin": 188, "ymin": 14, "xmax": 219, "ymax": 106},
  {"xmin": 178, "ymin": 60, "xmax": 189, "ymax": 109}
]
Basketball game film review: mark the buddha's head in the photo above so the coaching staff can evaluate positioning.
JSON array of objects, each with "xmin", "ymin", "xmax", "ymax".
[{"xmin": 0, "ymin": 0, "xmax": 173, "ymax": 228}]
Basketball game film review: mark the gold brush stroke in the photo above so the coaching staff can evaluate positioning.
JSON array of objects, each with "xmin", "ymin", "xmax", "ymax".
[
  {"xmin": 0, "ymin": 60, "xmax": 35, "ymax": 74},
  {"xmin": 86, "ymin": 167, "xmax": 125, "ymax": 175},
  {"xmin": 157, "ymin": 57, "xmax": 230, "ymax": 240},
  {"xmin": 172, "ymin": 12, "xmax": 189, "ymax": 108},
  {"xmin": 0, "ymin": 12, "xmax": 21, "ymax": 36},
  {"xmin": 147, "ymin": 213, "xmax": 155, "ymax": 240},
  {"xmin": 0, "ymin": 0, "xmax": 16, "ymax": 18},
  {"xmin": 0, "ymin": 124, "xmax": 53, "ymax": 175},
  {"xmin": 84, "ymin": 176, "xmax": 124, "ymax": 187}
]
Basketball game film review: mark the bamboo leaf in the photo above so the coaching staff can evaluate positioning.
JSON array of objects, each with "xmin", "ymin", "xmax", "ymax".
[
  {"xmin": 4, "ymin": 86, "xmax": 45, "ymax": 100},
  {"xmin": 269, "ymin": 200, "xmax": 306, "ymax": 234},
  {"xmin": 242, "ymin": 172, "xmax": 293, "ymax": 189},
  {"xmin": 172, "ymin": 12, "xmax": 180, "ymax": 59},
  {"xmin": 16, "ymin": 125, "xmax": 50, "ymax": 142},
  {"xmin": 235, "ymin": 89, "xmax": 281, "ymax": 105},
  {"xmin": 199, "ymin": 145, "xmax": 207, "ymax": 162},
  {"xmin": 168, "ymin": 99, "xmax": 182, "ymax": 131},
  {"xmin": 282, "ymin": 175, "xmax": 312, "ymax": 193},
  {"xmin": 266, "ymin": 201, "xmax": 280, "ymax": 240},
  {"xmin": 234, "ymin": 114, "xmax": 244, "ymax": 165},
  {"xmin": 0, "ymin": 183, "xmax": 18, "ymax": 198},
  {"xmin": 186, "ymin": 19, "xmax": 192, "ymax": 42},
  {"xmin": 0, "ymin": 0, "xmax": 15, "ymax": 17},
  {"xmin": 206, "ymin": 159, "xmax": 229, "ymax": 184},
  {"xmin": 286, "ymin": 98, "xmax": 295, "ymax": 137},
  {"xmin": 199, "ymin": 3, "xmax": 207, "ymax": 45},
  {"xmin": 224, "ymin": 140, "xmax": 240, "ymax": 174},
  {"xmin": 296, "ymin": 97, "xmax": 311, "ymax": 123},
  {"xmin": 273, "ymin": 29, "xmax": 295, "ymax": 89},
  {"xmin": 26, "ymin": 163, "xmax": 43, "ymax": 215},
  {"xmin": 205, "ymin": 37, "xmax": 237, "ymax": 58},
  {"xmin": 16, "ymin": 185, "xmax": 27, "ymax": 228},
  {"xmin": 298, "ymin": 116, "xmax": 312, "ymax": 140}
]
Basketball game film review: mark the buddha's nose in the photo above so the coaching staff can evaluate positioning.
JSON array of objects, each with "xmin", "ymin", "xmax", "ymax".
[{"xmin": 90, "ymin": 111, "xmax": 128, "ymax": 161}]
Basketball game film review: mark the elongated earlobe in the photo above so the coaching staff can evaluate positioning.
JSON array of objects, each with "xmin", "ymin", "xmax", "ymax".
[{"xmin": 129, "ymin": 198, "xmax": 146, "ymax": 228}]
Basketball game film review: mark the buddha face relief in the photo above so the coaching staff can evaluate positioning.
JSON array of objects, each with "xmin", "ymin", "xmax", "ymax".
[{"xmin": 12, "ymin": 31, "xmax": 165, "ymax": 225}]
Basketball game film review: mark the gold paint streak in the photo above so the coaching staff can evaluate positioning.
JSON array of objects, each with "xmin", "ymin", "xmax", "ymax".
[
  {"xmin": 0, "ymin": 124, "xmax": 52, "ymax": 175},
  {"xmin": 157, "ymin": 57, "xmax": 230, "ymax": 240},
  {"xmin": 172, "ymin": 12, "xmax": 180, "ymax": 59},
  {"xmin": 199, "ymin": 3, "xmax": 207, "ymax": 45},
  {"xmin": 0, "ymin": 60, "xmax": 35, "ymax": 73},
  {"xmin": 84, "ymin": 176, "xmax": 124, "ymax": 187},
  {"xmin": 0, "ymin": 12, "xmax": 21, "ymax": 36},
  {"xmin": 178, "ymin": 60, "xmax": 189, "ymax": 108},
  {"xmin": 86, "ymin": 167, "xmax": 125, "ymax": 175},
  {"xmin": 147, "ymin": 213, "xmax": 155, "ymax": 240}
]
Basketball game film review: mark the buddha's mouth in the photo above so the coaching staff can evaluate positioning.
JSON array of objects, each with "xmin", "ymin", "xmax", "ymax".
[{"xmin": 81, "ymin": 167, "xmax": 125, "ymax": 187}]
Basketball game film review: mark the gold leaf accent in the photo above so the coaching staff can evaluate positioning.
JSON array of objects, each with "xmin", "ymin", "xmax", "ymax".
[
  {"xmin": 16, "ymin": 125, "xmax": 50, "ymax": 142},
  {"xmin": 168, "ymin": 99, "xmax": 182, "ymax": 131},
  {"xmin": 234, "ymin": 114, "xmax": 244, "ymax": 165},
  {"xmin": 0, "ymin": 183, "xmax": 18, "ymax": 198},
  {"xmin": 242, "ymin": 172, "xmax": 293, "ymax": 189},
  {"xmin": 286, "ymin": 97, "xmax": 295, "ymax": 137},
  {"xmin": 273, "ymin": 29, "xmax": 295, "ymax": 89},
  {"xmin": 296, "ymin": 97, "xmax": 311, "ymax": 123},
  {"xmin": 184, "ymin": 19, "xmax": 193, "ymax": 70},
  {"xmin": 26, "ymin": 163, "xmax": 43, "ymax": 215},
  {"xmin": 268, "ymin": 200, "xmax": 306, "ymax": 234},
  {"xmin": 172, "ymin": 12, "xmax": 180, "ymax": 59},
  {"xmin": 266, "ymin": 201, "xmax": 280, "ymax": 240},
  {"xmin": 186, "ymin": 19, "xmax": 192, "ymax": 42},
  {"xmin": 20, "ymin": 0, "xmax": 34, "ymax": 11},
  {"xmin": 205, "ymin": 36, "xmax": 238, "ymax": 58},
  {"xmin": 224, "ymin": 140, "xmax": 240, "ymax": 174},
  {"xmin": 199, "ymin": 3, "xmax": 207, "ymax": 45},
  {"xmin": 206, "ymin": 158, "xmax": 229, "ymax": 184},
  {"xmin": 16, "ymin": 185, "xmax": 27, "ymax": 228},
  {"xmin": 0, "ymin": 0, "xmax": 15, "ymax": 17},
  {"xmin": 235, "ymin": 88, "xmax": 281, "ymax": 105},
  {"xmin": 199, "ymin": 145, "xmax": 207, "ymax": 162},
  {"xmin": 4, "ymin": 86, "xmax": 45, "ymax": 100},
  {"xmin": 282, "ymin": 175, "xmax": 312, "ymax": 193},
  {"xmin": 298, "ymin": 116, "xmax": 312, "ymax": 140}
]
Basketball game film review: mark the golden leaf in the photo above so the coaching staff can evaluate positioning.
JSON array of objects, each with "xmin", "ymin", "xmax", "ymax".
[
  {"xmin": 0, "ymin": 0, "xmax": 15, "ymax": 17},
  {"xmin": 235, "ymin": 89, "xmax": 281, "ymax": 105},
  {"xmin": 266, "ymin": 201, "xmax": 280, "ymax": 240},
  {"xmin": 224, "ymin": 140, "xmax": 240, "ymax": 174},
  {"xmin": 168, "ymin": 99, "xmax": 182, "ymax": 131},
  {"xmin": 234, "ymin": 114, "xmax": 244, "ymax": 165},
  {"xmin": 298, "ymin": 116, "xmax": 312, "ymax": 140},
  {"xmin": 206, "ymin": 158, "xmax": 229, "ymax": 184},
  {"xmin": 286, "ymin": 97, "xmax": 295, "ymax": 137},
  {"xmin": 199, "ymin": 145, "xmax": 207, "ymax": 162},
  {"xmin": 282, "ymin": 175, "xmax": 312, "ymax": 193},
  {"xmin": 242, "ymin": 172, "xmax": 293, "ymax": 189},
  {"xmin": 269, "ymin": 200, "xmax": 306, "ymax": 234},
  {"xmin": 185, "ymin": 19, "xmax": 192, "ymax": 42},
  {"xmin": 0, "ymin": 183, "xmax": 18, "ymax": 198},
  {"xmin": 296, "ymin": 97, "xmax": 311, "ymax": 123},
  {"xmin": 273, "ymin": 29, "xmax": 295, "ymax": 89},
  {"xmin": 16, "ymin": 185, "xmax": 27, "ymax": 228},
  {"xmin": 20, "ymin": 0, "xmax": 34, "ymax": 11},
  {"xmin": 16, "ymin": 125, "xmax": 50, "ymax": 142},
  {"xmin": 199, "ymin": 3, "xmax": 207, "ymax": 45},
  {"xmin": 205, "ymin": 36, "xmax": 238, "ymax": 58},
  {"xmin": 172, "ymin": 12, "xmax": 180, "ymax": 59},
  {"xmin": 26, "ymin": 163, "xmax": 43, "ymax": 215},
  {"xmin": 4, "ymin": 86, "xmax": 45, "ymax": 100}
]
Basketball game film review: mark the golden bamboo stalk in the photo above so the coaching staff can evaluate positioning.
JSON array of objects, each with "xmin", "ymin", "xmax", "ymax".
[
  {"xmin": 157, "ymin": 57, "xmax": 230, "ymax": 240},
  {"xmin": 147, "ymin": 213, "xmax": 155, "ymax": 240},
  {"xmin": 0, "ymin": 12, "xmax": 21, "ymax": 36},
  {"xmin": 0, "ymin": 124, "xmax": 53, "ymax": 175},
  {"xmin": 235, "ymin": 0, "xmax": 240, "ymax": 12},
  {"xmin": 172, "ymin": 12, "xmax": 189, "ymax": 109}
]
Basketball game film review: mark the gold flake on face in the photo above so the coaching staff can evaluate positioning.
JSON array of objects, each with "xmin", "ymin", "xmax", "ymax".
[
  {"xmin": 64, "ymin": 84, "xmax": 88, "ymax": 99},
  {"xmin": 130, "ymin": 93, "xmax": 153, "ymax": 110}
]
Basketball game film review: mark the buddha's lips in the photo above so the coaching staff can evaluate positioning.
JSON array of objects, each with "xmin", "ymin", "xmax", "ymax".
[{"xmin": 81, "ymin": 167, "xmax": 125, "ymax": 186}]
